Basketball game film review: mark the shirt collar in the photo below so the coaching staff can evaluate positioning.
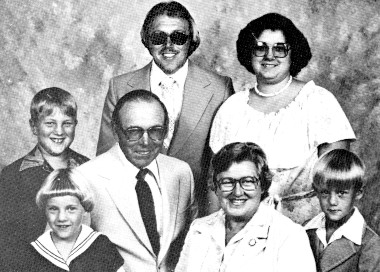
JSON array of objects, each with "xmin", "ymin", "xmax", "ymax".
[
  {"xmin": 304, "ymin": 207, "xmax": 365, "ymax": 246},
  {"xmin": 19, "ymin": 145, "xmax": 82, "ymax": 172},
  {"xmin": 31, "ymin": 225, "xmax": 100, "ymax": 270},
  {"xmin": 201, "ymin": 203, "xmax": 271, "ymax": 244},
  {"xmin": 115, "ymin": 143, "xmax": 160, "ymax": 188},
  {"xmin": 151, "ymin": 59, "xmax": 189, "ymax": 89}
]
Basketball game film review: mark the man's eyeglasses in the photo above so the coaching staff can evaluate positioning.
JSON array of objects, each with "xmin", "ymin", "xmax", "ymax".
[
  {"xmin": 149, "ymin": 31, "xmax": 189, "ymax": 46},
  {"xmin": 120, "ymin": 126, "xmax": 166, "ymax": 142},
  {"xmin": 252, "ymin": 41, "xmax": 290, "ymax": 58},
  {"xmin": 217, "ymin": 176, "xmax": 260, "ymax": 192}
]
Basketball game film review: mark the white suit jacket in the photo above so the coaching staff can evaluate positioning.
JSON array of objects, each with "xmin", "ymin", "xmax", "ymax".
[
  {"xmin": 77, "ymin": 144, "xmax": 197, "ymax": 272},
  {"xmin": 96, "ymin": 60, "xmax": 233, "ymax": 188}
]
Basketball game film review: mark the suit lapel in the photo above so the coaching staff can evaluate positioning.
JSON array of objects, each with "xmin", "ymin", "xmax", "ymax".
[
  {"xmin": 320, "ymin": 238, "xmax": 359, "ymax": 272},
  {"xmin": 169, "ymin": 61, "xmax": 214, "ymax": 155},
  {"xmin": 101, "ymin": 147, "xmax": 154, "ymax": 254},
  {"xmin": 127, "ymin": 62, "xmax": 151, "ymax": 90},
  {"xmin": 156, "ymin": 155, "xmax": 180, "ymax": 262}
]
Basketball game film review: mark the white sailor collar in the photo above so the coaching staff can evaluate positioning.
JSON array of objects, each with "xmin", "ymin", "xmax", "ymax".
[{"xmin": 31, "ymin": 225, "xmax": 101, "ymax": 271}]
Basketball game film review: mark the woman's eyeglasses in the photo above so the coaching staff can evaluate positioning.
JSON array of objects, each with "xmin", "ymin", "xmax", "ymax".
[
  {"xmin": 149, "ymin": 31, "xmax": 189, "ymax": 46},
  {"xmin": 253, "ymin": 41, "xmax": 290, "ymax": 58},
  {"xmin": 120, "ymin": 126, "xmax": 166, "ymax": 142},
  {"xmin": 217, "ymin": 176, "xmax": 260, "ymax": 192}
]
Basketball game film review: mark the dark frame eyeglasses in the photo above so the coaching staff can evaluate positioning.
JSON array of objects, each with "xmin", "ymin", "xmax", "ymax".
[
  {"xmin": 149, "ymin": 31, "xmax": 189, "ymax": 46},
  {"xmin": 119, "ymin": 126, "xmax": 167, "ymax": 142},
  {"xmin": 217, "ymin": 176, "xmax": 260, "ymax": 192},
  {"xmin": 252, "ymin": 41, "xmax": 290, "ymax": 58}
]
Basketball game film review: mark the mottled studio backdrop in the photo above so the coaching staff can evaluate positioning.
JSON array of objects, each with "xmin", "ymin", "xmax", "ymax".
[{"xmin": 0, "ymin": 0, "xmax": 380, "ymax": 231}]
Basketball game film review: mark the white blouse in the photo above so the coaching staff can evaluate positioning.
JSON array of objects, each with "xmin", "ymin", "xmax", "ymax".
[{"xmin": 210, "ymin": 81, "xmax": 356, "ymax": 170}]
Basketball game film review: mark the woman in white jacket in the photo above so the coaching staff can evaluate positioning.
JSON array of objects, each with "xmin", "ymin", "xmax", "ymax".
[{"xmin": 175, "ymin": 142, "xmax": 316, "ymax": 272}]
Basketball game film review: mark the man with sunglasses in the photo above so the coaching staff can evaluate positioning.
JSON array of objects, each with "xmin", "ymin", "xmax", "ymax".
[
  {"xmin": 97, "ymin": 1, "xmax": 234, "ymax": 215},
  {"xmin": 78, "ymin": 90, "xmax": 197, "ymax": 272}
]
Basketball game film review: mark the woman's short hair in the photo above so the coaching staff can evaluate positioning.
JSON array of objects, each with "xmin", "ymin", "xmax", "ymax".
[
  {"xmin": 312, "ymin": 149, "xmax": 365, "ymax": 193},
  {"xmin": 36, "ymin": 168, "xmax": 94, "ymax": 212},
  {"xmin": 212, "ymin": 142, "xmax": 272, "ymax": 200},
  {"xmin": 140, "ymin": 1, "xmax": 200, "ymax": 57},
  {"xmin": 30, "ymin": 87, "xmax": 77, "ymax": 126},
  {"xmin": 236, "ymin": 13, "xmax": 312, "ymax": 77}
]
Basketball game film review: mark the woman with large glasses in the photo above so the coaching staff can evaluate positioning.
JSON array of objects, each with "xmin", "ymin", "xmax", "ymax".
[
  {"xmin": 209, "ymin": 13, "xmax": 356, "ymax": 224},
  {"xmin": 175, "ymin": 142, "xmax": 316, "ymax": 272}
]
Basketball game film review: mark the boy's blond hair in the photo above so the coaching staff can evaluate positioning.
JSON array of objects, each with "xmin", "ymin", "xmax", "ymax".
[
  {"xmin": 30, "ymin": 87, "xmax": 77, "ymax": 125},
  {"xmin": 312, "ymin": 149, "xmax": 365, "ymax": 193}
]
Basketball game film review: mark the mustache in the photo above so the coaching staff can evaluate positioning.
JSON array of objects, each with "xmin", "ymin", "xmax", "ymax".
[{"xmin": 159, "ymin": 47, "xmax": 179, "ymax": 54}]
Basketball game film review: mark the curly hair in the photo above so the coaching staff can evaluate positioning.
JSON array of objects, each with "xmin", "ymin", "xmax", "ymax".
[
  {"xmin": 211, "ymin": 142, "xmax": 272, "ymax": 201},
  {"xmin": 236, "ymin": 13, "xmax": 312, "ymax": 77}
]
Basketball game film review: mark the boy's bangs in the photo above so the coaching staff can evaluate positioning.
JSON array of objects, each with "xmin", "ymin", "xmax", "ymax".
[{"xmin": 37, "ymin": 102, "xmax": 76, "ymax": 120}]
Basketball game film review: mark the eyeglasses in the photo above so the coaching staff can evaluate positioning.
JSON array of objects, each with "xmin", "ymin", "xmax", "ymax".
[
  {"xmin": 217, "ymin": 176, "xmax": 260, "ymax": 192},
  {"xmin": 149, "ymin": 31, "xmax": 189, "ymax": 46},
  {"xmin": 253, "ymin": 42, "xmax": 290, "ymax": 58},
  {"xmin": 120, "ymin": 126, "xmax": 166, "ymax": 142}
]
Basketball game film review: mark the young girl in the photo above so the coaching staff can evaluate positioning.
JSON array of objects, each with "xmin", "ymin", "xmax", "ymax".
[
  {"xmin": 20, "ymin": 168, "xmax": 124, "ymax": 271},
  {"xmin": 305, "ymin": 149, "xmax": 380, "ymax": 272}
]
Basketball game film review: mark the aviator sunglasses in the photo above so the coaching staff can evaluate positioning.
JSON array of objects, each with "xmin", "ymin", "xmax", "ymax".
[{"xmin": 149, "ymin": 31, "xmax": 189, "ymax": 46}]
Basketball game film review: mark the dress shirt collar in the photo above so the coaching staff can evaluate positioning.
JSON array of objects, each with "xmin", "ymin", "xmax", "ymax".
[
  {"xmin": 19, "ymin": 145, "xmax": 83, "ymax": 172},
  {"xmin": 304, "ymin": 207, "xmax": 364, "ymax": 246},
  {"xmin": 115, "ymin": 143, "xmax": 160, "ymax": 188},
  {"xmin": 151, "ymin": 59, "xmax": 189, "ymax": 90}
]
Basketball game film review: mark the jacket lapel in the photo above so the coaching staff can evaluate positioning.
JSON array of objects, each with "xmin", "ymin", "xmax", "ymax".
[
  {"xmin": 320, "ymin": 238, "xmax": 359, "ymax": 272},
  {"xmin": 127, "ymin": 62, "xmax": 151, "ymax": 90},
  {"xmin": 156, "ymin": 155, "xmax": 180, "ymax": 262},
  {"xmin": 101, "ymin": 147, "xmax": 154, "ymax": 254},
  {"xmin": 169, "ymin": 61, "xmax": 214, "ymax": 155}
]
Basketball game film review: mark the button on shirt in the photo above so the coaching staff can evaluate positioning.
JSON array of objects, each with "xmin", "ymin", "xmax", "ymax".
[
  {"xmin": 116, "ymin": 144, "xmax": 163, "ymax": 241},
  {"xmin": 150, "ymin": 60, "xmax": 188, "ymax": 148}
]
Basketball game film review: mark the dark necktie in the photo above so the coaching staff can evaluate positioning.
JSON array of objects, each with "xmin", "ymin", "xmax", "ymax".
[{"xmin": 135, "ymin": 168, "xmax": 160, "ymax": 255}]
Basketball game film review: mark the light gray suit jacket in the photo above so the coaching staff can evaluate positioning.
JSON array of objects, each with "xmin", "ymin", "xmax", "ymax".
[
  {"xmin": 96, "ymin": 60, "xmax": 233, "ymax": 212},
  {"xmin": 77, "ymin": 145, "xmax": 197, "ymax": 272}
]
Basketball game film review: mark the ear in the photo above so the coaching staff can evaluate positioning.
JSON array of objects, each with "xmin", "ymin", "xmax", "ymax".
[
  {"xmin": 112, "ymin": 122, "xmax": 120, "ymax": 141},
  {"xmin": 354, "ymin": 187, "xmax": 364, "ymax": 201},
  {"xmin": 82, "ymin": 212, "xmax": 91, "ymax": 226},
  {"xmin": 29, "ymin": 119, "xmax": 38, "ymax": 136}
]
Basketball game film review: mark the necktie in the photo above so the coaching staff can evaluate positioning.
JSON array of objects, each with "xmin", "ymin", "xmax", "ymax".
[
  {"xmin": 159, "ymin": 77, "xmax": 179, "ymax": 149},
  {"xmin": 135, "ymin": 168, "xmax": 160, "ymax": 255}
]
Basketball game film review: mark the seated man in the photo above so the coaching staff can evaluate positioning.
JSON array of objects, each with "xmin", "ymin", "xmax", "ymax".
[
  {"xmin": 78, "ymin": 90, "xmax": 197, "ymax": 272},
  {"xmin": 97, "ymin": 1, "xmax": 234, "ymax": 215},
  {"xmin": 0, "ymin": 87, "xmax": 88, "ymax": 269}
]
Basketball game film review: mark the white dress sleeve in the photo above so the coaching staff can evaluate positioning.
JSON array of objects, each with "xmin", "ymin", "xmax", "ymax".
[
  {"xmin": 209, "ymin": 91, "xmax": 248, "ymax": 154},
  {"xmin": 306, "ymin": 84, "xmax": 356, "ymax": 146}
]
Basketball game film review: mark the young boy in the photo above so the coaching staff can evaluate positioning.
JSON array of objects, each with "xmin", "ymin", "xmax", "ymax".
[
  {"xmin": 0, "ymin": 87, "xmax": 89, "ymax": 269},
  {"xmin": 18, "ymin": 168, "xmax": 124, "ymax": 271},
  {"xmin": 304, "ymin": 149, "xmax": 380, "ymax": 272}
]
